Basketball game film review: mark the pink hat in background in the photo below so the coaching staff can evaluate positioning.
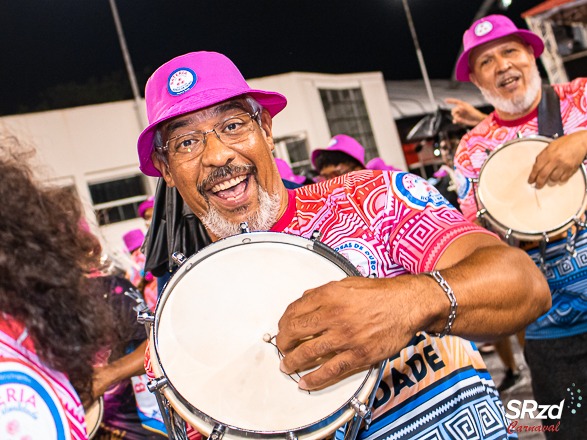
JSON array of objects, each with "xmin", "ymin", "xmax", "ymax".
[
  {"xmin": 137, "ymin": 51, "xmax": 288, "ymax": 177},
  {"xmin": 123, "ymin": 229, "xmax": 145, "ymax": 253},
  {"xmin": 274, "ymin": 158, "xmax": 307, "ymax": 185},
  {"xmin": 137, "ymin": 196, "xmax": 154, "ymax": 218},
  {"xmin": 311, "ymin": 134, "xmax": 366, "ymax": 169},
  {"xmin": 455, "ymin": 14, "xmax": 544, "ymax": 82},
  {"xmin": 366, "ymin": 157, "xmax": 402, "ymax": 172}
]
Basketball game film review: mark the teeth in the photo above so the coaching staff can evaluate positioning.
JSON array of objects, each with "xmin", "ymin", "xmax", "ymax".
[{"xmin": 211, "ymin": 175, "xmax": 247, "ymax": 193}]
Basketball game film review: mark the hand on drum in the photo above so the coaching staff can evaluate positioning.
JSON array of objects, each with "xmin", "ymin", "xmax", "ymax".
[
  {"xmin": 276, "ymin": 276, "xmax": 421, "ymax": 391},
  {"xmin": 529, "ymin": 131, "xmax": 587, "ymax": 189}
]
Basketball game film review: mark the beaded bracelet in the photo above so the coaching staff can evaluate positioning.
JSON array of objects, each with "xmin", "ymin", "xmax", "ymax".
[{"xmin": 425, "ymin": 270, "xmax": 458, "ymax": 338}]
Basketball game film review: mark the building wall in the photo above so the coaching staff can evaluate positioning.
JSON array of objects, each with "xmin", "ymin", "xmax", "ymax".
[
  {"xmin": 249, "ymin": 71, "xmax": 406, "ymax": 170},
  {"xmin": 0, "ymin": 70, "xmax": 406, "ymax": 256}
]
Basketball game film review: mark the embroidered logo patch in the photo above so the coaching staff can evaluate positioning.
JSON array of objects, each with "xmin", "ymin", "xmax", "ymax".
[
  {"xmin": 167, "ymin": 68, "xmax": 197, "ymax": 96},
  {"xmin": 474, "ymin": 21, "xmax": 493, "ymax": 37}
]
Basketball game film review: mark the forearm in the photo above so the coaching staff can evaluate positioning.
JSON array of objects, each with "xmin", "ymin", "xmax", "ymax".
[
  {"xmin": 96, "ymin": 340, "xmax": 148, "ymax": 393},
  {"xmin": 419, "ymin": 242, "xmax": 551, "ymax": 341}
]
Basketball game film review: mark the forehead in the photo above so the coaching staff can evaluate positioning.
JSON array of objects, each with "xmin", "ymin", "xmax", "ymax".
[{"xmin": 469, "ymin": 35, "xmax": 530, "ymax": 64}]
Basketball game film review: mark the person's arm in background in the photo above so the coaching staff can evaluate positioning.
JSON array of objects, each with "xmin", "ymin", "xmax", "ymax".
[
  {"xmin": 445, "ymin": 98, "xmax": 488, "ymax": 127},
  {"xmin": 529, "ymin": 130, "xmax": 587, "ymax": 189},
  {"xmin": 92, "ymin": 340, "xmax": 147, "ymax": 399}
]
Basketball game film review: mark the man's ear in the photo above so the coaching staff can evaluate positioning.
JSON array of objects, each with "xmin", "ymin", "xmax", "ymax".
[
  {"xmin": 151, "ymin": 152, "xmax": 176, "ymax": 187},
  {"xmin": 259, "ymin": 109, "xmax": 275, "ymax": 151}
]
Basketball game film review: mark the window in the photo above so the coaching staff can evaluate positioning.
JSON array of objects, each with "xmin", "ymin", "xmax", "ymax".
[
  {"xmin": 89, "ymin": 174, "xmax": 148, "ymax": 225},
  {"xmin": 274, "ymin": 133, "xmax": 312, "ymax": 176},
  {"xmin": 319, "ymin": 88, "xmax": 378, "ymax": 161}
]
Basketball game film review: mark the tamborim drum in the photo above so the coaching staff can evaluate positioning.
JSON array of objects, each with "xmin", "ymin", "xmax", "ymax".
[
  {"xmin": 476, "ymin": 136, "xmax": 587, "ymax": 241},
  {"xmin": 85, "ymin": 397, "xmax": 103, "ymax": 439},
  {"xmin": 149, "ymin": 232, "xmax": 381, "ymax": 440}
]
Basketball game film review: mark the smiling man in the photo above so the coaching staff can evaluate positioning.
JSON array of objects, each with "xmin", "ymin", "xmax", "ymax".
[
  {"xmin": 138, "ymin": 51, "xmax": 550, "ymax": 439},
  {"xmin": 453, "ymin": 14, "xmax": 587, "ymax": 438}
]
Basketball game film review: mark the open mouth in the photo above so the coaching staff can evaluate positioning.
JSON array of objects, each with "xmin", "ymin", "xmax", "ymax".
[
  {"xmin": 498, "ymin": 75, "xmax": 520, "ymax": 89},
  {"xmin": 210, "ymin": 174, "xmax": 250, "ymax": 202}
]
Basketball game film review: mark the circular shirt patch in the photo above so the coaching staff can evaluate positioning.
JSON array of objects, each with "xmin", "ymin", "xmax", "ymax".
[
  {"xmin": 393, "ymin": 173, "xmax": 450, "ymax": 209},
  {"xmin": 167, "ymin": 68, "xmax": 197, "ymax": 96},
  {"xmin": 0, "ymin": 360, "xmax": 70, "ymax": 440},
  {"xmin": 474, "ymin": 21, "xmax": 493, "ymax": 37}
]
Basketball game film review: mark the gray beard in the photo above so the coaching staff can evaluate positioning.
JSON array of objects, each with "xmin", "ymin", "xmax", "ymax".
[
  {"xmin": 479, "ymin": 67, "xmax": 542, "ymax": 117},
  {"xmin": 200, "ymin": 186, "xmax": 281, "ymax": 239}
]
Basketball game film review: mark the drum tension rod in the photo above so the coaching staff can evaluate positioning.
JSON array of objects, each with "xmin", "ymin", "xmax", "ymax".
[
  {"xmin": 147, "ymin": 377, "xmax": 169, "ymax": 392},
  {"xmin": 239, "ymin": 222, "xmax": 250, "ymax": 233}
]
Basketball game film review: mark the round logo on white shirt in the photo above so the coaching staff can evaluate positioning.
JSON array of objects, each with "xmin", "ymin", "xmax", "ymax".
[
  {"xmin": 474, "ymin": 21, "xmax": 493, "ymax": 37},
  {"xmin": 167, "ymin": 68, "xmax": 197, "ymax": 96},
  {"xmin": 0, "ymin": 360, "xmax": 70, "ymax": 440}
]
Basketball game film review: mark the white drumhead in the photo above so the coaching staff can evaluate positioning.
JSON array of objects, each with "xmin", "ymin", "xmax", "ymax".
[
  {"xmin": 154, "ymin": 233, "xmax": 375, "ymax": 437},
  {"xmin": 477, "ymin": 137, "xmax": 587, "ymax": 238}
]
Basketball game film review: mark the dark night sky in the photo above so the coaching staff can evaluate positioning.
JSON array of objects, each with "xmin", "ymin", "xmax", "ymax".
[{"xmin": 0, "ymin": 0, "xmax": 544, "ymax": 116}]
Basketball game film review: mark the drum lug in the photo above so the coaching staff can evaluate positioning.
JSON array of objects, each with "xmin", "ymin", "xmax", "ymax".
[
  {"xmin": 310, "ymin": 230, "xmax": 322, "ymax": 242},
  {"xmin": 239, "ymin": 222, "xmax": 250, "ymax": 233},
  {"xmin": 171, "ymin": 252, "xmax": 187, "ymax": 266},
  {"xmin": 285, "ymin": 432, "xmax": 298, "ymax": 440},
  {"xmin": 209, "ymin": 425, "xmax": 226, "ymax": 440},
  {"xmin": 136, "ymin": 311, "xmax": 154, "ymax": 325},
  {"xmin": 147, "ymin": 376, "xmax": 169, "ymax": 392},
  {"xmin": 349, "ymin": 396, "xmax": 369, "ymax": 418}
]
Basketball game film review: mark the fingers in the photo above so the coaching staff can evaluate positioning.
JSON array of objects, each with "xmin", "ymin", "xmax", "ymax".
[
  {"xmin": 276, "ymin": 289, "xmax": 325, "ymax": 353},
  {"xmin": 444, "ymin": 98, "xmax": 463, "ymax": 106},
  {"xmin": 296, "ymin": 350, "xmax": 366, "ymax": 391},
  {"xmin": 279, "ymin": 331, "xmax": 342, "ymax": 374}
]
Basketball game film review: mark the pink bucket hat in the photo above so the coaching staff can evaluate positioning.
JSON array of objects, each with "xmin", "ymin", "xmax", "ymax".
[
  {"xmin": 366, "ymin": 157, "xmax": 401, "ymax": 172},
  {"xmin": 455, "ymin": 14, "xmax": 544, "ymax": 82},
  {"xmin": 137, "ymin": 51, "xmax": 288, "ymax": 177},
  {"xmin": 137, "ymin": 196, "xmax": 154, "ymax": 218},
  {"xmin": 274, "ymin": 158, "xmax": 306, "ymax": 185},
  {"xmin": 123, "ymin": 228, "xmax": 145, "ymax": 253},
  {"xmin": 311, "ymin": 134, "xmax": 366, "ymax": 169}
]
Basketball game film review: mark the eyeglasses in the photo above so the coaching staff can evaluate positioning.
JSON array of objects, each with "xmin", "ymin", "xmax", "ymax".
[{"xmin": 158, "ymin": 111, "xmax": 259, "ymax": 157}]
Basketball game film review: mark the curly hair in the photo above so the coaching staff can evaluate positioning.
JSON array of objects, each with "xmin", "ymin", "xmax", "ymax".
[{"xmin": 0, "ymin": 139, "xmax": 114, "ymax": 403}]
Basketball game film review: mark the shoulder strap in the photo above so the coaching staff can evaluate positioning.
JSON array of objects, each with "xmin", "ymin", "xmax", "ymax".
[{"xmin": 537, "ymin": 85, "xmax": 564, "ymax": 138}]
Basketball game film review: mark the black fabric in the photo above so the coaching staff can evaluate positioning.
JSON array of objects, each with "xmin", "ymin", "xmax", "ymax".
[
  {"xmin": 143, "ymin": 179, "xmax": 211, "ymax": 277},
  {"xmin": 537, "ymin": 85, "xmax": 564, "ymax": 139}
]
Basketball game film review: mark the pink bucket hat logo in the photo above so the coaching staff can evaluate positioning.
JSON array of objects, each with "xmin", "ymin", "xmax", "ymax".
[
  {"xmin": 168, "ymin": 68, "xmax": 197, "ymax": 96},
  {"xmin": 455, "ymin": 14, "xmax": 544, "ymax": 82},
  {"xmin": 137, "ymin": 51, "xmax": 287, "ymax": 177}
]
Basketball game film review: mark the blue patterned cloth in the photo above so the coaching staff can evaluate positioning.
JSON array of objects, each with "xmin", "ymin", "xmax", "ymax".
[{"xmin": 526, "ymin": 228, "xmax": 587, "ymax": 339}]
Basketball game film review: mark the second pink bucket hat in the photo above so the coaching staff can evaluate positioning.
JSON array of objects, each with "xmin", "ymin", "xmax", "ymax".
[{"xmin": 455, "ymin": 14, "xmax": 544, "ymax": 82}]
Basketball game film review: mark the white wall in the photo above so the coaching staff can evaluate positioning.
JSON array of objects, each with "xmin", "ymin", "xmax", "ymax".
[
  {"xmin": 0, "ymin": 69, "xmax": 406, "ymax": 253},
  {"xmin": 249, "ymin": 71, "xmax": 407, "ymax": 170}
]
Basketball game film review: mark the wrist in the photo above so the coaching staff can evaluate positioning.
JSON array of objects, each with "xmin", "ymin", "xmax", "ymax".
[{"xmin": 421, "ymin": 271, "xmax": 458, "ymax": 337}]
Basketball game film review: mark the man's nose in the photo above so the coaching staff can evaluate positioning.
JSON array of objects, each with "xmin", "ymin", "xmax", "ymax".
[
  {"xmin": 496, "ymin": 56, "xmax": 511, "ymax": 73},
  {"xmin": 201, "ymin": 130, "xmax": 235, "ymax": 167}
]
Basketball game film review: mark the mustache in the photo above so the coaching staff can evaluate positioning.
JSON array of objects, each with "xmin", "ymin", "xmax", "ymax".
[{"xmin": 197, "ymin": 163, "xmax": 256, "ymax": 196}]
